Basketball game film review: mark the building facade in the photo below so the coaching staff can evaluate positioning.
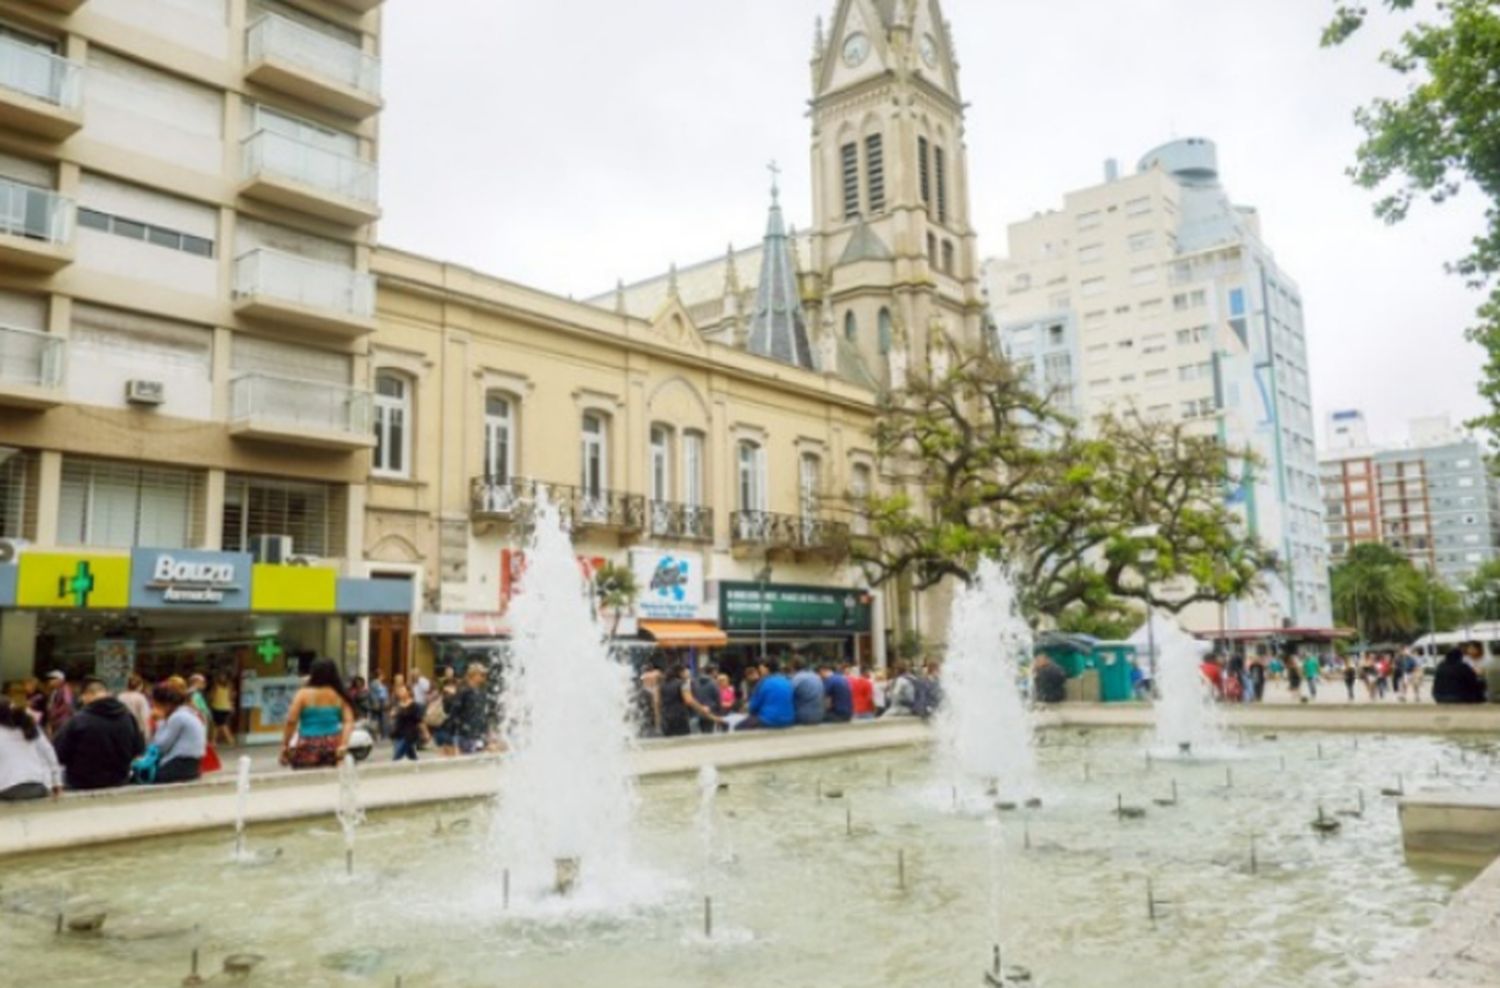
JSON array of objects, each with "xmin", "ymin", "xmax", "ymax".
[
  {"xmin": 1320, "ymin": 412, "xmax": 1500, "ymax": 586},
  {"xmin": 984, "ymin": 139, "xmax": 1333, "ymax": 633},
  {"xmin": 0, "ymin": 0, "xmax": 399, "ymax": 714},
  {"xmin": 368, "ymin": 248, "xmax": 884, "ymax": 680}
]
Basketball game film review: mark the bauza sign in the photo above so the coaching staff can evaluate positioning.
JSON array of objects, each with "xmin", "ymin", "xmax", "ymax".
[
  {"xmin": 150, "ymin": 554, "xmax": 239, "ymax": 603},
  {"xmin": 131, "ymin": 549, "xmax": 254, "ymax": 610}
]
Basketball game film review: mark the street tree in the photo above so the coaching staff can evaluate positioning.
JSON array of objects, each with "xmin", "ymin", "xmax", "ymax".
[
  {"xmin": 848, "ymin": 344, "xmax": 1275, "ymax": 621},
  {"xmin": 1331, "ymin": 543, "xmax": 1425, "ymax": 639},
  {"xmin": 1324, "ymin": 0, "xmax": 1500, "ymax": 445},
  {"xmin": 592, "ymin": 561, "xmax": 639, "ymax": 639}
]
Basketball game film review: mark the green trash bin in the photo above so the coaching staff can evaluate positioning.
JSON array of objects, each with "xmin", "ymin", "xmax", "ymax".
[{"xmin": 1094, "ymin": 643, "xmax": 1138, "ymax": 703}]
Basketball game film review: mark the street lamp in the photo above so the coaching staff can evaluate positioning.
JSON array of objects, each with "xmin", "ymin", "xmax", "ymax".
[{"xmin": 756, "ymin": 562, "xmax": 774, "ymax": 664}]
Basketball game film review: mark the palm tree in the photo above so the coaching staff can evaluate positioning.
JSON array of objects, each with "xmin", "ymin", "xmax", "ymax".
[
  {"xmin": 1331, "ymin": 544, "xmax": 1422, "ymax": 641},
  {"xmin": 593, "ymin": 561, "xmax": 640, "ymax": 639}
]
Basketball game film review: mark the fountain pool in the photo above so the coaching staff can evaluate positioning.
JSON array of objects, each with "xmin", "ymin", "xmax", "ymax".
[{"xmin": 0, "ymin": 729, "xmax": 1486, "ymax": 987}]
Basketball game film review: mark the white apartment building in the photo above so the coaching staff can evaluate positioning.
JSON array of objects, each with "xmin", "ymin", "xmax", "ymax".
[
  {"xmin": 0, "ymin": 0, "xmax": 396, "ymax": 689},
  {"xmin": 984, "ymin": 138, "xmax": 1332, "ymax": 633}
]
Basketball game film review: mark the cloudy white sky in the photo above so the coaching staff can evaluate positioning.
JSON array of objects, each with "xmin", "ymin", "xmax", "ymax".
[{"xmin": 378, "ymin": 0, "xmax": 1489, "ymax": 448}]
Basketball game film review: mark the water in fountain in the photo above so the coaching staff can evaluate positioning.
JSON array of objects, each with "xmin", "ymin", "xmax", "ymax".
[
  {"xmin": 1146, "ymin": 611, "xmax": 1228, "ymax": 758},
  {"xmin": 695, "ymin": 764, "xmax": 719, "ymax": 871},
  {"xmin": 937, "ymin": 558, "xmax": 1036, "ymax": 804},
  {"xmin": 335, "ymin": 754, "xmax": 364, "ymax": 876},
  {"xmin": 487, "ymin": 492, "xmax": 647, "ymax": 912},
  {"xmin": 231, "ymin": 756, "xmax": 251, "ymax": 861}
]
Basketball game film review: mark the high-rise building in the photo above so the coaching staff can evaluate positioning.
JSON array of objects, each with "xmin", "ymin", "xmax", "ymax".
[
  {"xmin": 1320, "ymin": 415, "xmax": 1500, "ymax": 586},
  {"xmin": 984, "ymin": 138, "xmax": 1332, "ymax": 632},
  {"xmin": 0, "ymin": 0, "xmax": 393, "ymax": 689}
]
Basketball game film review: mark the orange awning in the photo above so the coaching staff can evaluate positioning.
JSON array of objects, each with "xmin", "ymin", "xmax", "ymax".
[{"xmin": 640, "ymin": 620, "xmax": 728, "ymax": 649}]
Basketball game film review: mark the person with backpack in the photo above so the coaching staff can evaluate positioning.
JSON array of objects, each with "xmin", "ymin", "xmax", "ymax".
[{"xmin": 882, "ymin": 663, "xmax": 919, "ymax": 717}]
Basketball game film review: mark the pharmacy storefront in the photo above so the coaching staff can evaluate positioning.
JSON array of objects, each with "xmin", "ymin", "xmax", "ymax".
[{"xmin": 0, "ymin": 548, "xmax": 412, "ymax": 743}]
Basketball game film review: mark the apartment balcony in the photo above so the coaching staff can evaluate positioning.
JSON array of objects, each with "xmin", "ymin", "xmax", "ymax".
[
  {"xmin": 245, "ymin": 14, "xmax": 381, "ymax": 120},
  {"xmin": 0, "ymin": 324, "xmax": 66, "ymax": 409},
  {"xmin": 469, "ymin": 477, "xmax": 645, "ymax": 533},
  {"xmin": 233, "ymin": 249, "xmax": 376, "ymax": 337},
  {"xmin": 240, "ymin": 130, "xmax": 379, "ymax": 226},
  {"xmin": 0, "ymin": 36, "xmax": 83, "ymax": 139},
  {"xmin": 0, "ymin": 178, "xmax": 73, "ymax": 272},
  {"xmin": 229, "ymin": 373, "xmax": 374, "ymax": 450},
  {"xmin": 731, "ymin": 510, "xmax": 850, "ymax": 557},
  {"xmin": 646, "ymin": 500, "xmax": 714, "ymax": 542}
]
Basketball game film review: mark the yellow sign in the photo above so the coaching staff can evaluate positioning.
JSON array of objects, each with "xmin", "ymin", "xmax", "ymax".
[
  {"xmin": 250, "ymin": 564, "xmax": 337, "ymax": 614},
  {"xmin": 17, "ymin": 553, "xmax": 131, "ymax": 610}
]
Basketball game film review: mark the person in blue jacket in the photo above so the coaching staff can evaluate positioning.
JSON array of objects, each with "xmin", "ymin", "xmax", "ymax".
[{"xmin": 744, "ymin": 658, "xmax": 795, "ymax": 729}]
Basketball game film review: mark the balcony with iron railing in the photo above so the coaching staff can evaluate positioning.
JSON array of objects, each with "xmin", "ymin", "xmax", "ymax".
[
  {"xmin": 233, "ymin": 249, "xmax": 376, "ymax": 337},
  {"xmin": 229, "ymin": 373, "xmax": 374, "ymax": 450},
  {"xmin": 240, "ymin": 129, "xmax": 379, "ymax": 226},
  {"xmin": 731, "ymin": 510, "xmax": 850, "ymax": 556},
  {"xmin": 0, "ymin": 34, "xmax": 83, "ymax": 139},
  {"xmin": 646, "ymin": 500, "xmax": 714, "ymax": 542},
  {"xmin": 0, "ymin": 323, "xmax": 66, "ymax": 409},
  {"xmin": 0, "ymin": 177, "xmax": 73, "ymax": 271},
  {"xmin": 471, "ymin": 477, "xmax": 645, "ymax": 533},
  {"xmin": 245, "ymin": 14, "xmax": 381, "ymax": 120}
]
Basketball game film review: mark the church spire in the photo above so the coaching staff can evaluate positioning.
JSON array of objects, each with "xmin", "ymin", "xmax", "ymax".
[{"xmin": 748, "ymin": 163, "xmax": 817, "ymax": 371}]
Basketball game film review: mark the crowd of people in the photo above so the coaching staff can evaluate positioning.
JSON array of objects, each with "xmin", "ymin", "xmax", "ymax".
[
  {"xmin": 1189, "ymin": 644, "xmax": 1500, "ymax": 706},
  {"xmin": 633, "ymin": 657, "xmax": 943, "ymax": 736}
]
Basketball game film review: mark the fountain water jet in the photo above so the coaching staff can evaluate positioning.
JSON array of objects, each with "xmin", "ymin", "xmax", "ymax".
[
  {"xmin": 335, "ymin": 754, "xmax": 364, "ymax": 877},
  {"xmin": 488, "ymin": 493, "xmax": 645, "ymax": 911},
  {"xmin": 937, "ymin": 559, "xmax": 1036, "ymax": 804},
  {"xmin": 1144, "ymin": 612, "xmax": 1228, "ymax": 758},
  {"xmin": 232, "ymin": 756, "xmax": 251, "ymax": 861}
]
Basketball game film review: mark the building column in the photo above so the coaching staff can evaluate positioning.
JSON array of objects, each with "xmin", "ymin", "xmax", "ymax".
[
  {"xmin": 35, "ymin": 451, "xmax": 62, "ymax": 546},
  {"xmin": 344, "ymin": 482, "xmax": 367, "ymax": 575},
  {"xmin": 870, "ymin": 587, "xmax": 887, "ymax": 671},
  {"xmin": 203, "ymin": 469, "xmax": 226, "ymax": 550}
]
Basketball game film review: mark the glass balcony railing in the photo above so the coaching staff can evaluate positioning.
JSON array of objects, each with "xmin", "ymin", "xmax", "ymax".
[
  {"xmin": 242, "ymin": 129, "xmax": 378, "ymax": 206},
  {"xmin": 246, "ymin": 14, "xmax": 380, "ymax": 100},
  {"xmin": 0, "ymin": 177, "xmax": 72, "ymax": 245},
  {"xmin": 0, "ymin": 36, "xmax": 82, "ymax": 109},
  {"xmin": 0, "ymin": 324, "xmax": 65, "ymax": 390},
  {"xmin": 230, "ymin": 373, "xmax": 372, "ymax": 437},
  {"xmin": 234, "ymin": 249, "xmax": 375, "ymax": 321}
]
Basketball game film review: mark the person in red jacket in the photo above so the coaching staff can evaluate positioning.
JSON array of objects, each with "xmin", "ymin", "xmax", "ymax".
[
  {"xmin": 1199, "ymin": 656, "xmax": 1225, "ymax": 700},
  {"xmin": 846, "ymin": 664, "xmax": 876, "ymax": 719}
]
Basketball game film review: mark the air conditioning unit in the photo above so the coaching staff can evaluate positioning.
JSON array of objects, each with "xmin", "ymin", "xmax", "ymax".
[
  {"xmin": 0, "ymin": 537, "xmax": 28, "ymax": 563},
  {"xmin": 125, "ymin": 379, "xmax": 166, "ymax": 406},
  {"xmin": 250, "ymin": 534, "xmax": 294, "ymax": 564}
]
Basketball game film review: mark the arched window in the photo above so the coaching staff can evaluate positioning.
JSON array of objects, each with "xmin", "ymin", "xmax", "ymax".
[
  {"xmin": 737, "ymin": 440, "xmax": 765, "ymax": 512},
  {"xmin": 484, "ymin": 393, "xmax": 514, "ymax": 483},
  {"xmin": 581, "ymin": 413, "xmax": 608, "ymax": 496},
  {"xmin": 649, "ymin": 424, "xmax": 673, "ymax": 504},
  {"xmin": 844, "ymin": 311, "xmax": 858, "ymax": 342},
  {"xmin": 373, "ymin": 372, "xmax": 410, "ymax": 478},
  {"xmin": 878, "ymin": 308, "xmax": 893, "ymax": 355}
]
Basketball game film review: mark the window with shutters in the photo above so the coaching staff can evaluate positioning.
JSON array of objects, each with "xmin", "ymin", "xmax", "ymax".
[
  {"xmin": 840, "ymin": 142, "xmax": 860, "ymax": 220},
  {"xmin": 0, "ymin": 447, "xmax": 38, "ymax": 540},
  {"xmin": 934, "ymin": 145, "xmax": 948, "ymax": 223},
  {"xmin": 222, "ymin": 474, "xmax": 345, "ymax": 558},
  {"xmin": 918, "ymin": 136, "xmax": 931, "ymax": 207},
  {"xmin": 59, "ymin": 456, "xmax": 204, "ymax": 549},
  {"xmin": 864, "ymin": 133, "xmax": 885, "ymax": 214}
]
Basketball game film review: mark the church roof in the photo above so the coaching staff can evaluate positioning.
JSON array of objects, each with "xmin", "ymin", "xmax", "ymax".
[{"xmin": 748, "ymin": 180, "xmax": 817, "ymax": 370}]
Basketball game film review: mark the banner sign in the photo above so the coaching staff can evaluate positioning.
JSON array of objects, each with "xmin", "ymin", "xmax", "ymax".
[
  {"xmin": 130, "ymin": 549, "xmax": 253, "ymax": 611},
  {"xmin": 718, "ymin": 582, "xmax": 872, "ymax": 634},
  {"xmin": 631, "ymin": 550, "xmax": 704, "ymax": 620}
]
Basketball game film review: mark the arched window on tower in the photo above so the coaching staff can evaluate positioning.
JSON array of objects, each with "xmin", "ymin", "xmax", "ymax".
[
  {"xmin": 844, "ymin": 311, "xmax": 857, "ymax": 342},
  {"xmin": 878, "ymin": 308, "xmax": 893, "ymax": 355}
]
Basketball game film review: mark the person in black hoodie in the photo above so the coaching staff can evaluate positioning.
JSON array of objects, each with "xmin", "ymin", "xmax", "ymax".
[
  {"xmin": 1431, "ymin": 645, "xmax": 1486, "ymax": 705},
  {"xmin": 53, "ymin": 677, "xmax": 145, "ymax": 791}
]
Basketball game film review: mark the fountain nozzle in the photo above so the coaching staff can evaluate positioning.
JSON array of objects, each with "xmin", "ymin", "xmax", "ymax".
[
  {"xmin": 554, "ymin": 857, "xmax": 581, "ymax": 896},
  {"xmin": 1178, "ymin": 742, "xmax": 1192, "ymax": 757}
]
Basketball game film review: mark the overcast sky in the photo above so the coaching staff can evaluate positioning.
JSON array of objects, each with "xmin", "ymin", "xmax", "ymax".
[{"xmin": 378, "ymin": 0, "xmax": 1488, "ymax": 448}]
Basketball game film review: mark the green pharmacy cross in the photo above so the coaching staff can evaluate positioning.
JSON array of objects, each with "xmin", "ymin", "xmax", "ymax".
[
  {"xmin": 58, "ymin": 561, "xmax": 95, "ymax": 608},
  {"xmin": 256, "ymin": 636, "xmax": 283, "ymax": 666}
]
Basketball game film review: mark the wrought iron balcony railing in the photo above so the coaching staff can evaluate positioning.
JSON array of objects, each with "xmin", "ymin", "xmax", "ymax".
[
  {"xmin": 471, "ymin": 477, "xmax": 645, "ymax": 532},
  {"xmin": 731, "ymin": 510, "xmax": 850, "ymax": 553},
  {"xmin": 647, "ymin": 500, "xmax": 714, "ymax": 542}
]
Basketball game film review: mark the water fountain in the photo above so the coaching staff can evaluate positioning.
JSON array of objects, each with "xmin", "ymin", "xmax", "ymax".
[
  {"xmin": 232, "ymin": 756, "xmax": 251, "ymax": 862},
  {"xmin": 937, "ymin": 559, "xmax": 1037, "ymax": 803},
  {"xmin": 335, "ymin": 754, "xmax": 364, "ymax": 877},
  {"xmin": 1145, "ymin": 612, "xmax": 1228, "ymax": 757},
  {"xmin": 488, "ymin": 493, "xmax": 644, "ymax": 909}
]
